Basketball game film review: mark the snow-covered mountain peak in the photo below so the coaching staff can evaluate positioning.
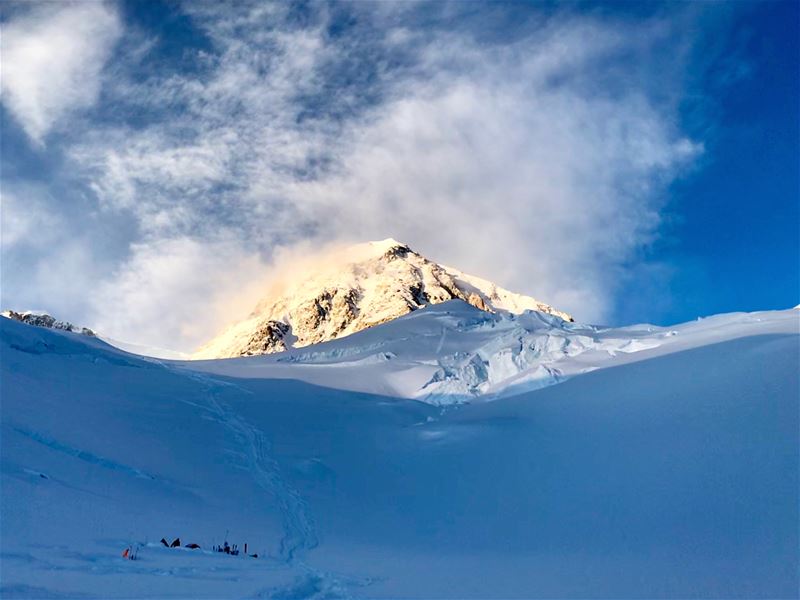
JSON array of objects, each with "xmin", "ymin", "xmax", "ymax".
[
  {"xmin": 365, "ymin": 237, "xmax": 408, "ymax": 254},
  {"xmin": 194, "ymin": 239, "xmax": 573, "ymax": 359}
]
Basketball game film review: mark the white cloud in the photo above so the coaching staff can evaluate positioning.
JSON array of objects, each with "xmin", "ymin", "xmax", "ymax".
[
  {"xmin": 5, "ymin": 4, "xmax": 706, "ymax": 347},
  {"xmin": 288, "ymin": 57, "xmax": 699, "ymax": 321},
  {"xmin": 0, "ymin": 187, "xmax": 55, "ymax": 250},
  {"xmin": 89, "ymin": 237, "xmax": 272, "ymax": 351},
  {"xmin": 1, "ymin": 2, "xmax": 122, "ymax": 143},
  {"xmin": 0, "ymin": 184, "xmax": 108, "ymax": 322}
]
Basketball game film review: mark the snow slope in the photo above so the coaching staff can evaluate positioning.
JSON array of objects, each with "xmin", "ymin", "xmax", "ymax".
[
  {"xmin": 194, "ymin": 239, "xmax": 573, "ymax": 359},
  {"xmin": 1, "ymin": 306, "xmax": 798, "ymax": 598},
  {"xmin": 1, "ymin": 309, "xmax": 189, "ymax": 361},
  {"xmin": 187, "ymin": 300, "xmax": 800, "ymax": 405}
]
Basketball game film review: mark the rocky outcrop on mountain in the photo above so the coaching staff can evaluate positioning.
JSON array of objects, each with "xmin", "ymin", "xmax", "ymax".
[
  {"xmin": 238, "ymin": 320, "xmax": 291, "ymax": 355},
  {"xmin": 1, "ymin": 310, "xmax": 96, "ymax": 336},
  {"xmin": 194, "ymin": 238, "xmax": 573, "ymax": 359}
]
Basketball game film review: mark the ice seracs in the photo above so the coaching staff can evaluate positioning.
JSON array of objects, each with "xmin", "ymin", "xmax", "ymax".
[
  {"xmin": 187, "ymin": 301, "xmax": 800, "ymax": 405},
  {"xmin": 193, "ymin": 238, "xmax": 573, "ymax": 359}
]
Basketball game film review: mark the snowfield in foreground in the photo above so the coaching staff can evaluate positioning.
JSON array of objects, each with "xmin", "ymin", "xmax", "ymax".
[{"xmin": 1, "ymin": 303, "xmax": 798, "ymax": 598}]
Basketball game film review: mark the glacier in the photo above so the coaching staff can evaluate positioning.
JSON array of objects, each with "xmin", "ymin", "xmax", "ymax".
[{"xmin": 1, "ymin": 302, "xmax": 798, "ymax": 598}]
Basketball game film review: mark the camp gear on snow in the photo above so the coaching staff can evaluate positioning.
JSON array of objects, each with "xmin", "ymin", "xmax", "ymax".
[
  {"xmin": 160, "ymin": 538, "xmax": 169, "ymax": 547},
  {"xmin": 209, "ymin": 540, "xmax": 257, "ymax": 557},
  {"xmin": 185, "ymin": 543, "xmax": 200, "ymax": 549},
  {"xmin": 170, "ymin": 537, "xmax": 181, "ymax": 548}
]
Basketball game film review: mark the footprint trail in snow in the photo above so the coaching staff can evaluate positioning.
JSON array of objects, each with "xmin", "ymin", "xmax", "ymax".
[{"xmin": 176, "ymin": 368, "xmax": 368, "ymax": 598}]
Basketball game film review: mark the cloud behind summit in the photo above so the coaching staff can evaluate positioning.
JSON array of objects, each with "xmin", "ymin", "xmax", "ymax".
[{"xmin": 1, "ymin": 2, "xmax": 709, "ymax": 350}]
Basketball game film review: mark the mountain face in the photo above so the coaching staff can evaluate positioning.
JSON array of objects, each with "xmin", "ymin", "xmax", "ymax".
[
  {"xmin": 1, "ymin": 310, "xmax": 96, "ymax": 336},
  {"xmin": 194, "ymin": 238, "xmax": 573, "ymax": 359}
]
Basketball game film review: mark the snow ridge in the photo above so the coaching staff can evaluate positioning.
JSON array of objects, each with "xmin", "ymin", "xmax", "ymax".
[
  {"xmin": 1, "ymin": 310, "xmax": 96, "ymax": 336},
  {"xmin": 185, "ymin": 301, "xmax": 800, "ymax": 406}
]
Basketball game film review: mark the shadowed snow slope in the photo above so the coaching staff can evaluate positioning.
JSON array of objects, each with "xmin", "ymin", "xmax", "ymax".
[
  {"xmin": 1, "ymin": 307, "xmax": 798, "ymax": 598},
  {"xmin": 193, "ymin": 239, "xmax": 573, "ymax": 359}
]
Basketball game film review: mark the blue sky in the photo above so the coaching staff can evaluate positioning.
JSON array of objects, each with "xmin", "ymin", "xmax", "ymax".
[
  {"xmin": 613, "ymin": 0, "xmax": 799, "ymax": 325},
  {"xmin": 1, "ymin": 1, "xmax": 797, "ymax": 349}
]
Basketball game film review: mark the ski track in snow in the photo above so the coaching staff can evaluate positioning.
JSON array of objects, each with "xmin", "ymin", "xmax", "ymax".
[
  {"xmin": 12, "ymin": 427, "xmax": 158, "ymax": 481},
  {"xmin": 172, "ymin": 367, "xmax": 368, "ymax": 599}
]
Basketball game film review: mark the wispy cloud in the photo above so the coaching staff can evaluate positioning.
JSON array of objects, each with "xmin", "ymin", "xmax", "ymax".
[
  {"xmin": 90, "ymin": 236, "xmax": 271, "ymax": 349},
  {"xmin": 2, "ymin": 2, "xmax": 709, "ymax": 349},
  {"xmin": 0, "ymin": 2, "xmax": 122, "ymax": 143}
]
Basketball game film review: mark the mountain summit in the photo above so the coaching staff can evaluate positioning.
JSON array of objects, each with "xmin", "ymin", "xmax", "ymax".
[{"xmin": 193, "ymin": 239, "xmax": 573, "ymax": 359}]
